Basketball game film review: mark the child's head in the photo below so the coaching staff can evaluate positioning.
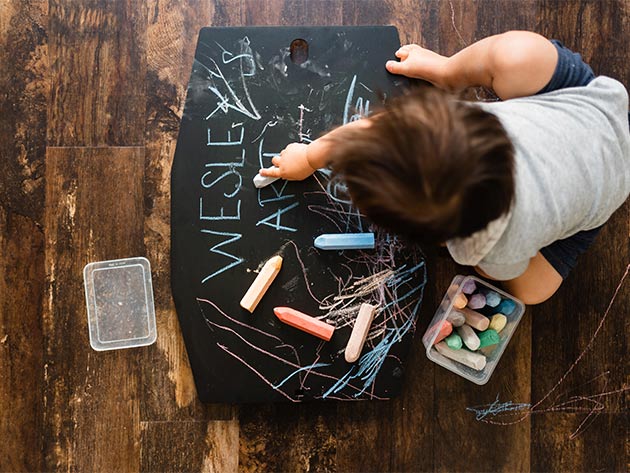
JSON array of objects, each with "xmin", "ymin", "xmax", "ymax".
[{"xmin": 329, "ymin": 86, "xmax": 515, "ymax": 245}]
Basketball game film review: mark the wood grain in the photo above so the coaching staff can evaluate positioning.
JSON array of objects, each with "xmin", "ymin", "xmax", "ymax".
[
  {"xmin": 0, "ymin": 1, "xmax": 48, "ymax": 471},
  {"xmin": 43, "ymin": 147, "xmax": 145, "ymax": 472},
  {"xmin": 48, "ymin": 0, "xmax": 146, "ymax": 146},
  {"xmin": 0, "ymin": 0, "xmax": 628, "ymax": 471}
]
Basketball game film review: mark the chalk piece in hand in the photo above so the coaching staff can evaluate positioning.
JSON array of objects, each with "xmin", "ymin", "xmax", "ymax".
[
  {"xmin": 435, "ymin": 342, "xmax": 487, "ymax": 371},
  {"xmin": 489, "ymin": 313, "xmax": 507, "ymax": 333},
  {"xmin": 446, "ymin": 310, "xmax": 465, "ymax": 327},
  {"xmin": 253, "ymin": 167, "xmax": 280, "ymax": 188},
  {"xmin": 274, "ymin": 307, "xmax": 335, "ymax": 341},
  {"xmin": 240, "ymin": 255, "xmax": 283, "ymax": 313},
  {"xmin": 467, "ymin": 293, "xmax": 486, "ymax": 310},
  {"xmin": 456, "ymin": 324, "xmax": 480, "ymax": 351},
  {"xmin": 345, "ymin": 303, "xmax": 377, "ymax": 362},
  {"xmin": 314, "ymin": 233, "xmax": 375, "ymax": 250},
  {"xmin": 458, "ymin": 307, "xmax": 490, "ymax": 331},
  {"xmin": 478, "ymin": 329, "xmax": 500, "ymax": 348}
]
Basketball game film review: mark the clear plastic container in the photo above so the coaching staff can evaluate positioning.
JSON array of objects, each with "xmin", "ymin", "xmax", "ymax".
[
  {"xmin": 83, "ymin": 257, "xmax": 157, "ymax": 351},
  {"xmin": 422, "ymin": 275, "xmax": 525, "ymax": 384}
]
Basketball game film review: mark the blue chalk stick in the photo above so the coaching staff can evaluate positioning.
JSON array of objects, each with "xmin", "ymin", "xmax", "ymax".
[
  {"xmin": 483, "ymin": 290, "xmax": 501, "ymax": 307},
  {"xmin": 314, "ymin": 233, "xmax": 375, "ymax": 250},
  {"xmin": 497, "ymin": 298, "xmax": 516, "ymax": 315}
]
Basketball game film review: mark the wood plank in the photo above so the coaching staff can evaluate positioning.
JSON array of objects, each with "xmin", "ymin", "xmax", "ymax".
[
  {"xmin": 43, "ymin": 147, "xmax": 145, "ymax": 472},
  {"xmin": 140, "ymin": 419, "xmax": 239, "ymax": 472},
  {"xmin": 239, "ymin": 403, "xmax": 338, "ymax": 472},
  {"xmin": 48, "ymin": 0, "xmax": 146, "ymax": 146},
  {"xmin": 531, "ymin": 210, "xmax": 629, "ymax": 473},
  {"xmin": 0, "ymin": 1, "xmax": 48, "ymax": 471},
  {"xmin": 0, "ymin": 209, "xmax": 46, "ymax": 472},
  {"xmin": 531, "ymin": 1, "xmax": 630, "ymax": 471},
  {"xmin": 0, "ymin": 0, "xmax": 48, "ymax": 222}
]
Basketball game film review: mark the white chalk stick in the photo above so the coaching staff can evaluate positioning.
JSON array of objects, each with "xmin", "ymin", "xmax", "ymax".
[
  {"xmin": 435, "ymin": 342, "xmax": 487, "ymax": 371},
  {"xmin": 345, "ymin": 303, "xmax": 377, "ymax": 363},
  {"xmin": 253, "ymin": 167, "xmax": 280, "ymax": 188},
  {"xmin": 446, "ymin": 310, "xmax": 465, "ymax": 327},
  {"xmin": 240, "ymin": 255, "xmax": 283, "ymax": 313},
  {"xmin": 456, "ymin": 324, "xmax": 480, "ymax": 351}
]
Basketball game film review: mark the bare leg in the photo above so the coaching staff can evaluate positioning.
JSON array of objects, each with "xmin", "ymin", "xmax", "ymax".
[{"xmin": 501, "ymin": 252, "xmax": 563, "ymax": 304}]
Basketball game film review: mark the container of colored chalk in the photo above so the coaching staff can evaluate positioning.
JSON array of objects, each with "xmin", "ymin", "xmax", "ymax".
[{"xmin": 421, "ymin": 275, "xmax": 525, "ymax": 385}]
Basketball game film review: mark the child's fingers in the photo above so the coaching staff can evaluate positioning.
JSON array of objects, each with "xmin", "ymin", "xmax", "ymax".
[
  {"xmin": 259, "ymin": 167, "xmax": 280, "ymax": 178},
  {"xmin": 386, "ymin": 60, "xmax": 406, "ymax": 75},
  {"xmin": 271, "ymin": 155, "xmax": 281, "ymax": 166},
  {"xmin": 395, "ymin": 49, "xmax": 409, "ymax": 60}
]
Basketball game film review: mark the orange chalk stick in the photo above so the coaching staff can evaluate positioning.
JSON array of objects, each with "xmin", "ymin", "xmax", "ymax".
[
  {"xmin": 446, "ymin": 284, "xmax": 468, "ymax": 309},
  {"xmin": 431, "ymin": 319, "xmax": 453, "ymax": 345},
  {"xmin": 273, "ymin": 307, "xmax": 335, "ymax": 341}
]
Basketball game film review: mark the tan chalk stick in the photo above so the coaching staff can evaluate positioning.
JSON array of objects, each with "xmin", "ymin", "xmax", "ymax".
[
  {"xmin": 240, "ymin": 255, "xmax": 283, "ymax": 313},
  {"xmin": 456, "ymin": 324, "xmax": 480, "ymax": 351},
  {"xmin": 435, "ymin": 342, "xmax": 487, "ymax": 371},
  {"xmin": 458, "ymin": 307, "xmax": 490, "ymax": 331},
  {"xmin": 345, "ymin": 303, "xmax": 377, "ymax": 362}
]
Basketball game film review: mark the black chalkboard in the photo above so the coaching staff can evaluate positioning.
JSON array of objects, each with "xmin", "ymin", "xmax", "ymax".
[{"xmin": 171, "ymin": 26, "xmax": 427, "ymax": 403}]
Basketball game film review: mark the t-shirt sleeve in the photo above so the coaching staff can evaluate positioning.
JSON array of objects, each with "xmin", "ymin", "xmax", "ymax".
[
  {"xmin": 537, "ymin": 40, "xmax": 595, "ymax": 93},
  {"xmin": 477, "ymin": 259, "xmax": 529, "ymax": 281}
]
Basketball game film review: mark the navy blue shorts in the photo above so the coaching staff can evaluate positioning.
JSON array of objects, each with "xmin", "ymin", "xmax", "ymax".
[
  {"xmin": 540, "ymin": 226, "xmax": 602, "ymax": 279},
  {"xmin": 536, "ymin": 40, "xmax": 608, "ymax": 280}
]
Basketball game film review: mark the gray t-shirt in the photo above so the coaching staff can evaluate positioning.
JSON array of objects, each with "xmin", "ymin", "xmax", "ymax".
[{"xmin": 447, "ymin": 76, "xmax": 630, "ymax": 279}]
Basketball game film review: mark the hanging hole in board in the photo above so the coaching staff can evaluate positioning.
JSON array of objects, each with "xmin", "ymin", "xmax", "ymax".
[{"xmin": 290, "ymin": 38, "xmax": 309, "ymax": 65}]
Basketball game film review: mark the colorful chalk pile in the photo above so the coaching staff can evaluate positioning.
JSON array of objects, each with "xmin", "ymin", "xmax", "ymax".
[{"xmin": 422, "ymin": 275, "xmax": 525, "ymax": 384}]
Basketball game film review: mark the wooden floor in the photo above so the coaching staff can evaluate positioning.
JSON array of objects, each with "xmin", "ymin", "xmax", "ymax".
[{"xmin": 1, "ymin": 1, "xmax": 628, "ymax": 471}]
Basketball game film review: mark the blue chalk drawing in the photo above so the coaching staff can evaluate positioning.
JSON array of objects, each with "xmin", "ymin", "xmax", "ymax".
[{"xmin": 200, "ymin": 229, "xmax": 244, "ymax": 283}]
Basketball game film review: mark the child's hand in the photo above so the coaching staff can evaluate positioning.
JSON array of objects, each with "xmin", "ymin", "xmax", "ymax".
[
  {"xmin": 386, "ymin": 44, "xmax": 451, "ymax": 90},
  {"xmin": 259, "ymin": 143, "xmax": 316, "ymax": 181}
]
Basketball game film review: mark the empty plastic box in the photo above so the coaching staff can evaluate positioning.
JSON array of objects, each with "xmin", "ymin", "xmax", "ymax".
[{"xmin": 83, "ymin": 257, "xmax": 157, "ymax": 351}]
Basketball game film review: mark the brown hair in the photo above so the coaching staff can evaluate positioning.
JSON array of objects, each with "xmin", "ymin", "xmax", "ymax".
[{"xmin": 327, "ymin": 86, "xmax": 515, "ymax": 245}]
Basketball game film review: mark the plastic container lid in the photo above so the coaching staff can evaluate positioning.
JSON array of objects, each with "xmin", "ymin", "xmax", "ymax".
[{"xmin": 83, "ymin": 257, "xmax": 157, "ymax": 351}]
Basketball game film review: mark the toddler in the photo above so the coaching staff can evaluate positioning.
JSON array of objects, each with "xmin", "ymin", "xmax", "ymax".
[{"xmin": 260, "ymin": 31, "xmax": 630, "ymax": 304}]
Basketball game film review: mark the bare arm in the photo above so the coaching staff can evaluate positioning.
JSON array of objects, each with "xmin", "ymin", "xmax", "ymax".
[
  {"xmin": 386, "ymin": 31, "xmax": 558, "ymax": 100},
  {"xmin": 259, "ymin": 118, "xmax": 371, "ymax": 180}
]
